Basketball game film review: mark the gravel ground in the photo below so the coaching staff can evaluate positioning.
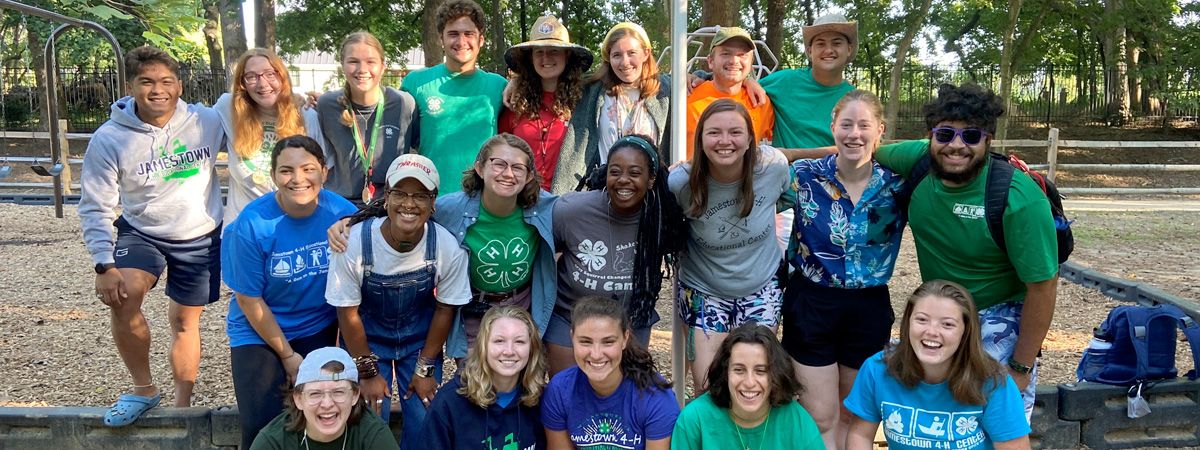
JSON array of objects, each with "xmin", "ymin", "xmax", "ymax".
[{"xmin": 0, "ymin": 203, "xmax": 1195, "ymax": 409}]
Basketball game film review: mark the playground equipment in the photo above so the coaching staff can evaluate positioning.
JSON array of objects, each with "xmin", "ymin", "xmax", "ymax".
[{"xmin": 0, "ymin": 0, "xmax": 125, "ymax": 218}]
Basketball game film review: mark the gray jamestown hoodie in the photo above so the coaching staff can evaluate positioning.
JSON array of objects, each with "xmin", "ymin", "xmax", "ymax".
[{"xmin": 78, "ymin": 96, "xmax": 226, "ymax": 265}]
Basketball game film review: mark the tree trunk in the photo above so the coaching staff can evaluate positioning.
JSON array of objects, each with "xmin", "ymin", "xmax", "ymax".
[
  {"xmin": 422, "ymin": 0, "xmax": 444, "ymax": 67},
  {"xmin": 255, "ymin": 0, "xmax": 276, "ymax": 50},
  {"xmin": 488, "ymin": 0, "xmax": 506, "ymax": 72},
  {"xmin": 219, "ymin": 0, "xmax": 248, "ymax": 72},
  {"xmin": 1104, "ymin": 0, "xmax": 1130, "ymax": 125},
  {"xmin": 802, "ymin": 0, "xmax": 815, "ymax": 27},
  {"xmin": 1125, "ymin": 31, "xmax": 1140, "ymax": 113},
  {"xmin": 883, "ymin": 0, "xmax": 932, "ymax": 140},
  {"xmin": 994, "ymin": 0, "xmax": 1023, "ymax": 142},
  {"xmin": 765, "ymin": 0, "xmax": 786, "ymax": 62},
  {"xmin": 202, "ymin": 0, "xmax": 225, "ymax": 75},
  {"xmin": 701, "ymin": 0, "xmax": 740, "ymax": 27}
]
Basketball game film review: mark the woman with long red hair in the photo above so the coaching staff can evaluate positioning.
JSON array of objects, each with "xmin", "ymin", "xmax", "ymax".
[{"xmin": 215, "ymin": 48, "xmax": 320, "ymax": 226}]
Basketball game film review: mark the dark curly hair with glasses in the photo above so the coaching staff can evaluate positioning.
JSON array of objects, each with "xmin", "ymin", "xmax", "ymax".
[{"xmin": 922, "ymin": 83, "xmax": 1006, "ymax": 135}]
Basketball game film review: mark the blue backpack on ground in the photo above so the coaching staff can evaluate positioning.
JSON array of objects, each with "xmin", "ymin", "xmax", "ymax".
[{"xmin": 1077, "ymin": 303, "xmax": 1200, "ymax": 385}]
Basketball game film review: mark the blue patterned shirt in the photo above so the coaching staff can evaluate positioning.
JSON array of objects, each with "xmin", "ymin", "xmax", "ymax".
[{"xmin": 789, "ymin": 155, "xmax": 906, "ymax": 288}]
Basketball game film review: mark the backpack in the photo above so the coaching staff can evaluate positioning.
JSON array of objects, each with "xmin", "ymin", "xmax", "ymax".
[
  {"xmin": 901, "ymin": 151, "xmax": 1075, "ymax": 264},
  {"xmin": 1076, "ymin": 303, "xmax": 1200, "ymax": 386}
]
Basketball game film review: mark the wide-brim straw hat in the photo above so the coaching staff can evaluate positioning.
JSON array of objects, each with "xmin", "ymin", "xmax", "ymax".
[
  {"xmin": 803, "ymin": 12, "xmax": 857, "ymax": 47},
  {"xmin": 505, "ymin": 15, "xmax": 594, "ymax": 72}
]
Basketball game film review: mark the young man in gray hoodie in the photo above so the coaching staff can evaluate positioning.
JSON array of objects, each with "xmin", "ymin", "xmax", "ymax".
[{"xmin": 78, "ymin": 45, "xmax": 225, "ymax": 426}]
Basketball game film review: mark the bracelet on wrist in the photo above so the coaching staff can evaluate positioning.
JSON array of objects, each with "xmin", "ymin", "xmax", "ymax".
[{"xmin": 1007, "ymin": 358, "xmax": 1034, "ymax": 374}]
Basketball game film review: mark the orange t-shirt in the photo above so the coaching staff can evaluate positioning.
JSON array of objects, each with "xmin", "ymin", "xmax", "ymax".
[{"xmin": 685, "ymin": 81, "xmax": 776, "ymax": 160}]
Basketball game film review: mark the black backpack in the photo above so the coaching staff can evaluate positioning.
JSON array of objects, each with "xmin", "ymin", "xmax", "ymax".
[{"xmin": 900, "ymin": 152, "xmax": 1074, "ymax": 264}]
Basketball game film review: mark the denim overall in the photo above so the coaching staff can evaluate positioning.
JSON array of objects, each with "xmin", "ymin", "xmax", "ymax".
[{"xmin": 358, "ymin": 217, "xmax": 443, "ymax": 449}]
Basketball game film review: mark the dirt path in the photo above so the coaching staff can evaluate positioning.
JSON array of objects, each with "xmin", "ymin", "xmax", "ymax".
[{"xmin": 0, "ymin": 204, "xmax": 1195, "ymax": 409}]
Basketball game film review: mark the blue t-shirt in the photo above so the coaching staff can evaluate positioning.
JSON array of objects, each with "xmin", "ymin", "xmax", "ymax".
[
  {"xmin": 844, "ymin": 352, "xmax": 1030, "ymax": 450},
  {"xmin": 222, "ymin": 189, "xmax": 358, "ymax": 347},
  {"xmin": 541, "ymin": 366, "xmax": 679, "ymax": 450},
  {"xmin": 789, "ymin": 155, "xmax": 906, "ymax": 288}
]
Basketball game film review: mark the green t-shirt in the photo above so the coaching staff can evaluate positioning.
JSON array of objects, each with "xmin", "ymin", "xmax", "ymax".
[
  {"xmin": 464, "ymin": 205, "xmax": 538, "ymax": 292},
  {"xmin": 401, "ymin": 64, "xmax": 507, "ymax": 195},
  {"xmin": 759, "ymin": 67, "xmax": 854, "ymax": 149},
  {"xmin": 671, "ymin": 393, "xmax": 825, "ymax": 450},
  {"xmin": 249, "ymin": 409, "xmax": 397, "ymax": 450},
  {"xmin": 876, "ymin": 139, "xmax": 1058, "ymax": 309}
]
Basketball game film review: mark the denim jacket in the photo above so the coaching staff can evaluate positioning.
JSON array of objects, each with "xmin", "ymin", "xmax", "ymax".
[{"xmin": 434, "ymin": 189, "xmax": 558, "ymax": 358}]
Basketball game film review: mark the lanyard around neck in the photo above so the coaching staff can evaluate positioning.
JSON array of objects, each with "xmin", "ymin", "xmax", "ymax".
[{"xmin": 349, "ymin": 90, "xmax": 386, "ymax": 173}]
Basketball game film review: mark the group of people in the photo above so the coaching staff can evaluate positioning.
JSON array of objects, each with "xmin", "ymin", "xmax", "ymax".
[{"xmin": 77, "ymin": 0, "xmax": 1060, "ymax": 448}]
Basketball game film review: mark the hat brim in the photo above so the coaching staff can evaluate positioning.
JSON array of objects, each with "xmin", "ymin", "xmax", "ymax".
[
  {"xmin": 504, "ymin": 42, "xmax": 595, "ymax": 73},
  {"xmin": 802, "ymin": 23, "xmax": 857, "ymax": 46}
]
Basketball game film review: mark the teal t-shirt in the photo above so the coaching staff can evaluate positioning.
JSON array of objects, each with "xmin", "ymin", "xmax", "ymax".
[
  {"xmin": 759, "ymin": 67, "xmax": 854, "ymax": 149},
  {"xmin": 402, "ymin": 64, "xmax": 506, "ymax": 195},
  {"xmin": 875, "ymin": 140, "xmax": 1058, "ymax": 309},
  {"xmin": 464, "ymin": 205, "xmax": 537, "ymax": 292},
  {"xmin": 671, "ymin": 393, "xmax": 825, "ymax": 450}
]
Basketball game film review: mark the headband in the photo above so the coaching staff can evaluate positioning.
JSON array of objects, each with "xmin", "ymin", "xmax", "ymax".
[{"xmin": 609, "ymin": 135, "xmax": 659, "ymax": 170}]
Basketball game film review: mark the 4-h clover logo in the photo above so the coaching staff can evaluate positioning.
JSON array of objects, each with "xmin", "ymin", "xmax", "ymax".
[
  {"xmin": 954, "ymin": 415, "xmax": 978, "ymax": 436},
  {"xmin": 476, "ymin": 237, "xmax": 534, "ymax": 288},
  {"xmin": 576, "ymin": 239, "xmax": 608, "ymax": 271}
]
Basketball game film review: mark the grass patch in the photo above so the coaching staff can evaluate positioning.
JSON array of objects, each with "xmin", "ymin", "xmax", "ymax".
[{"xmin": 1070, "ymin": 211, "xmax": 1200, "ymax": 245}]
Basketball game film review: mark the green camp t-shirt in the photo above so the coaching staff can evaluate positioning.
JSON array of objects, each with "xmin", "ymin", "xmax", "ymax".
[
  {"xmin": 402, "ymin": 64, "xmax": 506, "ymax": 195},
  {"xmin": 759, "ymin": 67, "xmax": 854, "ymax": 149},
  {"xmin": 875, "ymin": 139, "xmax": 1058, "ymax": 309},
  {"xmin": 464, "ymin": 205, "xmax": 538, "ymax": 292},
  {"xmin": 249, "ymin": 409, "xmax": 397, "ymax": 450},
  {"xmin": 671, "ymin": 393, "xmax": 824, "ymax": 450}
]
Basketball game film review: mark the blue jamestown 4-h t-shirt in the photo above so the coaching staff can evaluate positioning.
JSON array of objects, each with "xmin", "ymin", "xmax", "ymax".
[
  {"xmin": 844, "ymin": 351, "xmax": 1031, "ymax": 450},
  {"xmin": 542, "ymin": 366, "xmax": 679, "ymax": 450},
  {"xmin": 222, "ymin": 189, "xmax": 358, "ymax": 347}
]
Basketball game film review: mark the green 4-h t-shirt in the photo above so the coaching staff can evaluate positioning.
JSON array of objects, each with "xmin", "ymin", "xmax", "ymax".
[
  {"xmin": 875, "ymin": 139, "xmax": 1058, "ymax": 309},
  {"xmin": 464, "ymin": 205, "xmax": 537, "ymax": 292},
  {"xmin": 402, "ymin": 64, "xmax": 506, "ymax": 195},
  {"xmin": 759, "ymin": 67, "xmax": 854, "ymax": 149}
]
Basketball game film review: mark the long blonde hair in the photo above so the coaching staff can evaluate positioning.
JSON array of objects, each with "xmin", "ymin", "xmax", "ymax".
[
  {"xmin": 458, "ymin": 305, "xmax": 547, "ymax": 407},
  {"xmin": 230, "ymin": 49, "xmax": 305, "ymax": 159},
  {"xmin": 337, "ymin": 32, "xmax": 386, "ymax": 127},
  {"xmin": 591, "ymin": 23, "xmax": 660, "ymax": 99}
]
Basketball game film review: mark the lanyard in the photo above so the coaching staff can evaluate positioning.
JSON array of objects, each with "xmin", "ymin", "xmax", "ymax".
[{"xmin": 349, "ymin": 90, "xmax": 386, "ymax": 176}]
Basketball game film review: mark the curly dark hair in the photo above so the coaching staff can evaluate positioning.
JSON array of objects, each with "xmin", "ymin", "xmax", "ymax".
[
  {"xmin": 706, "ymin": 323, "xmax": 801, "ymax": 407},
  {"xmin": 921, "ymin": 83, "xmax": 1006, "ymax": 135},
  {"xmin": 435, "ymin": 0, "xmax": 486, "ymax": 34},
  {"xmin": 508, "ymin": 48, "xmax": 585, "ymax": 121}
]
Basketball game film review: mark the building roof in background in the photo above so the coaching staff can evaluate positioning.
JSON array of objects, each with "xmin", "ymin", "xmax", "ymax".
[{"xmin": 287, "ymin": 48, "xmax": 426, "ymax": 68}]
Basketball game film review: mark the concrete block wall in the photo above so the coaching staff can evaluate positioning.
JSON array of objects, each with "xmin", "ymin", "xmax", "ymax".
[{"xmin": 3, "ymin": 380, "xmax": 1198, "ymax": 449}]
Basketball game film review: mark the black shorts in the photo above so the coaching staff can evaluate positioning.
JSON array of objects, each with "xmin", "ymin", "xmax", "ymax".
[
  {"xmin": 781, "ymin": 273, "xmax": 893, "ymax": 369},
  {"xmin": 113, "ymin": 216, "xmax": 221, "ymax": 306}
]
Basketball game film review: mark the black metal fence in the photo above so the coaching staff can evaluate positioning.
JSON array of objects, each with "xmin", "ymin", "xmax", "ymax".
[{"xmin": 2, "ymin": 64, "xmax": 1198, "ymax": 133}]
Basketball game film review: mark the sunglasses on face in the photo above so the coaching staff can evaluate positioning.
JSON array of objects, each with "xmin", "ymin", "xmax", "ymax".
[{"xmin": 931, "ymin": 126, "xmax": 989, "ymax": 146}]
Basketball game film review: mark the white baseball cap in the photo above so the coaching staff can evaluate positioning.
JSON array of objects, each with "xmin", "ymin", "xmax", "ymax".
[{"xmin": 385, "ymin": 154, "xmax": 440, "ymax": 191}]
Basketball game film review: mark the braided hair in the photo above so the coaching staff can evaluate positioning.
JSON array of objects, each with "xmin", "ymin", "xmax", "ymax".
[{"xmin": 582, "ymin": 135, "xmax": 684, "ymax": 329}]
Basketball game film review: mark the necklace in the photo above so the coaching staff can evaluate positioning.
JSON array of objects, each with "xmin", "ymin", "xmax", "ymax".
[
  {"xmin": 381, "ymin": 219, "xmax": 417, "ymax": 253},
  {"xmin": 302, "ymin": 429, "xmax": 347, "ymax": 450},
  {"xmin": 730, "ymin": 410, "xmax": 769, "ymax": 450}
]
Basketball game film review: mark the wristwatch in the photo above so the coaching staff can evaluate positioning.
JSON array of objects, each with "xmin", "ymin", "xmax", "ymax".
[
  {"xmin": 414, "ymin": 359, "xmax": 436, "ymax": 378},
  {"xmin": 94, "ymin": 263, "xmax": 116, "ymax": 274}
]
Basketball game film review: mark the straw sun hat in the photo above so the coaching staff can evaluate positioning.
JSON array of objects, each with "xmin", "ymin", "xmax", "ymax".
[{"xmin": 504, "ymin": 15, "xmax": 595, "ymax": 72}]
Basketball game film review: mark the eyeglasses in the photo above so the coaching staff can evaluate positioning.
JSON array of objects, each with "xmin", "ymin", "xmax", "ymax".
[
  {"xmin": 242, "ymin": 70, "xmax": 279, "ymax": 85},
  {"xmin": 931, "ymin": 126, "xmax": 989, "ymax": 146},
  {"xmin": 387, "ymin": 189, "xmax": 436, "ymax": 206},
  {"xmin": 486, "ymin": 158, "xmax": 530, "ymax": 178},
  {"xmin": 301, "ymin": 388, "xmax": 353, "ymax": 406}
]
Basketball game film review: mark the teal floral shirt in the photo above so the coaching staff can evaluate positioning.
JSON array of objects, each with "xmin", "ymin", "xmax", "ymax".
[{"xmin": 789, "ymin": 155, "xmax": 906, "ymax": 288}]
